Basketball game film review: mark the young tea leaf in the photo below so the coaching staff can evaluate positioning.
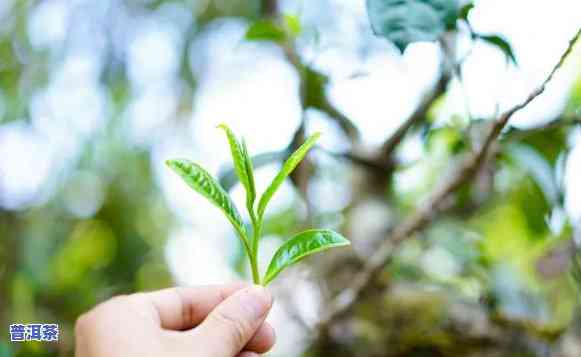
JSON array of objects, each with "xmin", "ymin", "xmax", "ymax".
[
  {"xmin": 241, "ymin": 139, "xmax": 257, "ymax": 213},
  {"xmin": 219, "ymin": 150, "xmax": 288, "ymax": 191},
  {"xmin": 166, "ymin": 159, "xmax": 247, "ymax": 242},
  {"xmin": 263, "ymin": 229, "xmax": 350, "ymax": 285},
  {"xmin": 257, "ymin": 132, "xmax": 321, "ymax": 219},
  {"xmin": 218, "ymin": 124, "xmax": 256, "ymax": 211}
]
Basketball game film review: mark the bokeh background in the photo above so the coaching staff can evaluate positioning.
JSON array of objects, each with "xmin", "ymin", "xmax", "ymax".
[{"xmin": 0, "ymin": 0, "xmax": 581, "ymax": 356}]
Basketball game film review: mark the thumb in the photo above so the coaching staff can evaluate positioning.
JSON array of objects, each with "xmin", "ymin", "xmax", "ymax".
[{"xmin": 192, "ymin": 285, "xmax": 273, "ymax": 356}]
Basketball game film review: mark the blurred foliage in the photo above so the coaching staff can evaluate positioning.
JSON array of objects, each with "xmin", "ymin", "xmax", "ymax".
[
  {"xmin": 245, "ymin": 14, "xmax": 302, "ymax": 43},
  {"xmin": 367, "ymin": 0, "xmax": 459, "ymax": 52},
  {"xmin": 0, "ymin": 0, "xmax": 580, "ymax": 356}
]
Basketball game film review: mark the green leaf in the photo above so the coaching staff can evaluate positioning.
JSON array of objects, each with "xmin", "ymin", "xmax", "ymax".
[
  {"xmin": 263, "ymin": 229, "xmax": 350, "ymax": 285},
  {"xmin": 241, "ymin": 139, "xmax": 257, "ymax": 213},
  {"xmin": 219, "ymin": 150, "xmax": 288, "ymax": 191},
  {"xmin": 166, "ymin": 159, "xmax": 247, "ymax": 244},
  {"xmin": 257, "ymin": 132, "xmax": 321, "ymax": 219},
  {"xmin": 218, "ymin": 124, "xmax": 256, "ymax": 213},
  {"xmin": 506, "ymin": 144, "xmax": 559, "ymax": 205},
  {"xmin": 367, "ymin": 0, "xmax": 460, "ymax": 52},
  {"xmin": 246, "ymin": 20, "xmax": 287, "ymax": 43},
  {"xmin": 283, "ymin": 14, "xmax": 302, "ymax": 37},
  {"xmin": 476, "ymin": 34, "xmax": 517, "ymax": 65},
  {"xmin": 303, "ymin": 66, "xmax": 329, "ymax": 108},
  {"xmin": 458, "ymin": 3, "xmax": 474, "ymax": 21},
  {"xmin": 565, "ymin": 76, "xmax": 581, "ymax": 114}
]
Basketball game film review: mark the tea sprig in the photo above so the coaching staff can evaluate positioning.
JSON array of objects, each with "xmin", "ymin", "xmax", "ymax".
[{"xmin": 166, "ymin": 124, "xmax": 350, "ymax": 285}]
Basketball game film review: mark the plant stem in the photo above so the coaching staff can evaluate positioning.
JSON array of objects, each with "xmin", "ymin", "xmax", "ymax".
[
  {"xmin": 250, "ymin": 257, "xmax": 261, "ymax": 285},
  {"xmin": 250, "ymin": 215, "xmax": 262, "ymax": 285}
]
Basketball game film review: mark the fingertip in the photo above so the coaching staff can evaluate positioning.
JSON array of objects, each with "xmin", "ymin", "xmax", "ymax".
[
  {"xmin": 192, "ymin": 285, "xmax": 274, "ymax": 355},
  {"xmin": 250, "ymin": 285, "xmax": 273, "ymax": 310},
  {"xmin": 235, "ymin": 285, "xmax": 273, "ymax": 320}
]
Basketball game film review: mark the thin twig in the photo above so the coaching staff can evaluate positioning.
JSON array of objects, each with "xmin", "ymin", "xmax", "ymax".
[
  {"xmin": 317, "ymin": 147, "xmax": 392, "ymax": 175},
  {"xmin": 503, "ymin": 116, "xmax": 581, "ymax": 142},
  {"xmin": 313, "ymin": 94, "xmax": 361, "ymax": 142},
  {"xmin": 318, "ymin": 27, "xmax": 581, "ymax": 330}
]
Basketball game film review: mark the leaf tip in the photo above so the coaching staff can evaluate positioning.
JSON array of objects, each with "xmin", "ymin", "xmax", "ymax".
[
  {"xmin": 166, "ymin": 159, "xmax": 191, "ymax": 173},
  {"xmin": 310, "ymin": 131, "xmax": 322, "ymax": 141},
  {"xmin": 165, "ymin": 159, "xmax": 178, "ymax": 168}
]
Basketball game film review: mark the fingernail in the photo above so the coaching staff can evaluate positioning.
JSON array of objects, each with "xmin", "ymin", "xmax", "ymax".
[{"xmin": 238, "ymin": 286, "xmax": 272, "ymax": 320}]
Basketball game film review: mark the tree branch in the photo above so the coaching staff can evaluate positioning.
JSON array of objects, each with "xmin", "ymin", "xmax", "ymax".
[
  {"xmin": 319, "ymin": 70, "xmax": 451, "ymax": 185},
  {"xmin": 312, "ymin": 93, "xmax": 361, "ymax": 142},
  {"xmin": 318, "ymin": 27, "xmax": 581, "ymax": 329},
  {"xmin": 261, "ymin": 0, "xmax": 278, "ymax": 17},
  {"xmin": 317, "ymin": 147, "xmax": 392, "ymax": 175},
  {"xmin": 503, "ymin": 115, "xmax": 581, "ymax": 142}
]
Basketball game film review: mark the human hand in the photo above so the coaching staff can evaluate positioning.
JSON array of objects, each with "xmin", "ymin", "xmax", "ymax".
[{"xmin": 75, "ymin": 283, "xmax": 275, "ymax": 357}]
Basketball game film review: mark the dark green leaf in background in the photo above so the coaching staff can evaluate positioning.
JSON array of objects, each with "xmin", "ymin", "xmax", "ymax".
[
  {"xmin": 367, "ymin": 0, "xmax": 460, "ymax": 52},
  {"xmin": 245, "ymin": 15, "xmax": 302, "ymax": 43},
  {"xmin": 506, "ymin": 144, "xmax": 559, "ymax": 205},
  {"xmin": 476, "ymin": 34, "xmax": 517, "ymax": 65},
  {"xmin": 263, "ymin": 229, "xmax": 350, "ymax": 285},
  {"xmin": 246, "ymin": 20, "xmax": 287, "ymax": 43},
  {"xmin": 459, "ymin": 2, "xmax": 474, "ymax": 21}
]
